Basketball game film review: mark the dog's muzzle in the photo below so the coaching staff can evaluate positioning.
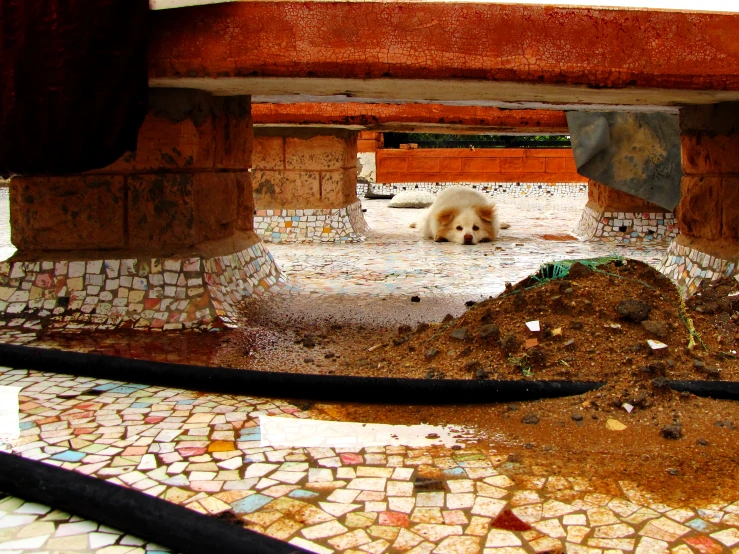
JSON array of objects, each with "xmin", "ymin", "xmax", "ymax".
[{"xmin": 463, "ymin": 234, "xmax": 474, "ymax": 245}]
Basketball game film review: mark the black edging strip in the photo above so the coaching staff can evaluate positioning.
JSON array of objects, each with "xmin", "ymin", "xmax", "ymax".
[
  {"xmin": 0, "ymin": 452, "xmax": 308, "ymax": 554},
  {"xmin": 0, "ymin": 343, "xmax": 604, "ymax": 403},
  {"xmin": 666, "ymin": 380, "xmax": 739, "ymax": 400}
]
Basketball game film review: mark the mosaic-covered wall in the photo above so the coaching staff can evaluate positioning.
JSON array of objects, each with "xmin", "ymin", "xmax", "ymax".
[
  {"xmin": 575, "ymin": 204, "xmax": 679, "ymax": 244},
  {"xmin": 254, "ymin": 201, "xmax": 369, "ymax": 244},
  {"xmin": 658, "ymin": 240, "xmax": 739, "ymax": 296}
]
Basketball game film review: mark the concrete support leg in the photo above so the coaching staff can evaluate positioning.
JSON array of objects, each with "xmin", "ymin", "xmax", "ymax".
[
  {"xmin": 575, "ymin": 180, "xmax": 679, "ymax": 244},
  {"xmin": 658, "ymin": 103, "xmax": 739, "ymax": 295},
  {"xmin": 0, "ymin": 89, "xmax": 285, "ymax": 331},
  {"xmin": 252, "ymin": 128, "xmax": 368, "ymax": 243}
]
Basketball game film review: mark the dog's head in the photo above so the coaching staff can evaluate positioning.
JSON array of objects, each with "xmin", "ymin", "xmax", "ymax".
[{"xmin": 433, "ymin": 206, "xmax": 497, "ymax": 245}]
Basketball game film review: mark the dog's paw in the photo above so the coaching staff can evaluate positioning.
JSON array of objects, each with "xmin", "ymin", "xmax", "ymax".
[
  {"xmin": 500, "ymin": 222, "xmax": 511, "ymax": 229},
  {"xmin": 409, "ymin": 222, "xmax": 417, "ymax": 229}
]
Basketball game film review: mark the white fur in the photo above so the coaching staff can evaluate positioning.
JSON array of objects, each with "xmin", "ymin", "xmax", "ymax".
[{"xmin": 412, "ymin": 186, "xmax": 501, "ymax": 245}]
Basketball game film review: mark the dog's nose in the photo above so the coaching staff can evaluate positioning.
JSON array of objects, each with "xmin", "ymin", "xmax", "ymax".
[{"xmin": 463, "ymin": 234, "xmax": 473, "ymax": 244}]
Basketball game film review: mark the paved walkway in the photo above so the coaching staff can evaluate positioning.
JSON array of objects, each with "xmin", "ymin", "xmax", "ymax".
[{"xmin": 5, "ymin": 192, "xmax": 739, "ymax": 554}]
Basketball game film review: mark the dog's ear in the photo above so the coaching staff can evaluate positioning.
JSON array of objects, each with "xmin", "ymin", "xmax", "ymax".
[
  {"xmin": 476, "ymin": 205, "xmax": 494, "ymax": 222},
  {"xmin": 436, "ymin": 208, "xmax": 459, "ymax": 226}
]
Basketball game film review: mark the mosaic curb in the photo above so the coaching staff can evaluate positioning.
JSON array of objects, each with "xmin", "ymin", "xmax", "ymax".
[
  {"xmin": 575, "ymin": 203, "xmax": 679, "ymax": 245},
  {"xmin": 0, "ymin": 239, "xmax": 288, "ymax": 332},
  {"xmin": 657, "ymin": 239, "xmax": 739, "ymax": 297},
  {"xmin": 362, "ymin": 182, "xmax": 588, "ymax": 199},
  {"xmin": 254, "ymin": 201, "xmax": 370, "ymax": 244}
]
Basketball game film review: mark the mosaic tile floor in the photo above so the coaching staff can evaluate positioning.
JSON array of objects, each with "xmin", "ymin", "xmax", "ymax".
[
  {"xmin": 4, "ymin": 368, "xmax": 739, "ymax": 554},
  {"xmin": 6, "ymin": 191, "xmax": 736, "ymax": 554}
]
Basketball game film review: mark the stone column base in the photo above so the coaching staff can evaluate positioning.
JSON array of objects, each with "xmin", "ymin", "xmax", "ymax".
[
  {"xmin": 254, "ymin": 201, "xmax": 370, "ymax": 244},
  {"xmin": 0, "ymin": 233, "xmax": 288, "ymax": 332},
  {"xmin": 657, "ymin": 238, "xmax": 739, "ymax": 297},
  {"xmin": 574, "ymin": 202, "xmax": 679, "ymax": 244}
]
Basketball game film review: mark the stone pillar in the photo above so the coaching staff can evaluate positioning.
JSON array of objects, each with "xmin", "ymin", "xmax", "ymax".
[
  {"xmin": 0, "ymin": 89, "xmax": 284, "ymax": 331},
  {"xmin": 574, "ymin": 180, "xmax": 678, "ymax": 244},
  {"xmin": 252, "ymin": 128, "xmax": 368, "ymax": 243},
  {"xmin": 658, "ymin": 103, "xmax": 739, "ymax": 295},
  {"xmin": 357, "ymin": 131, "xmax": 382, "ymax": 190}
]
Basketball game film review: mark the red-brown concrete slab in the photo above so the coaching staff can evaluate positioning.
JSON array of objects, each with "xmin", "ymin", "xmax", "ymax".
[{"xmin": 149, "ymin": 2, "xmax": 739, "ymax": 107}]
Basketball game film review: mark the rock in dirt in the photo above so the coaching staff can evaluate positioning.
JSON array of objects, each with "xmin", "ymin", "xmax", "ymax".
[
  {"xmin": 450, "ymin": 327, "xmax": 468, "ymax": 341},
  {"xmin": 411, "ymin": 295, "xmax": 421, "ymax": 303},
  {"xmin": 642, "ymin": 320, "xmax": 668, "ymax": 338},
  {"xmin": 474, "ymin": 368, "xmax": 489, "ymax": 380},
  {"xmin": 567, "ymin": 262, "xmax": 593, "ymax": 279},
  {"xmin": 442, "ymin": 314, "xmax": 455, "ymax": 324},
  {"xmin": 660, "ymin": 424, "xmax": 683, "ymax": 440},
  {"xmin": 500, "ymin": 333, "xmax": 522, "ymax": 353},
  {"xmin": 521, "ymin": 414, "xmax": 540, "ymax": 425},
  {"xmin": 696, "ymin": 438, "xmax": 709, "ymax": 446},
  {"xmin": 715, "ymin": 420, "xmax": 737, "ymax": 430},
  {"xmin": 606, "ymin": 418, "xmax": 627, "ymax": 431},
  {"xmin": 571, "ymin": 413, "xmax": 584, "ymax": 422},
  {"xmin": 617, "ymin": 298, "xmax": 653, "ymax": 323},
  {"xmin": 478, "ymin": 324, "xmax": 500, "ymax": 341},
  {"xmin": 302, "ymin": 335, "xmax": 317, "ymax": 347},
  {"xmin": 527, "ymin": 347, "xmax": 547, "ymax": 366},
  {"xmin": 425, "ymin": 348, "xmax": 440, "ymax": 360}
]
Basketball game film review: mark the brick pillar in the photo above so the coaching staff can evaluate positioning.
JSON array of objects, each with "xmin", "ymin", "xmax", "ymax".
[
  {"xmin": 252, "ymin": 128, "xmax": 368, "ymax": 243},
  {"xmin": 574, "ymin": 180, "xmax": 678, "ymax": 244},
  {"xmin": 658, "ymin": 102, "xmax": 739, "ymax": 295},
  {"xmin": 1, "ymin": 89, "xmax": 284, "ymax": 331}
]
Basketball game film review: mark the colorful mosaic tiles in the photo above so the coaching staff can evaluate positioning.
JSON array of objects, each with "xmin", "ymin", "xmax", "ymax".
[
  {"xmin": 254, "ymin": 201, "xmax": 370, "ymax": 244},
  {"xmin": 5, "ymin": 367, "xmax": 739, "ymax": 554},
  {"xmin": 657, "ymin": 239, "xmax": 739, "ymax": 296},
  {"xmin": 364, "ymin": 182, "xmax": 588, "ymax": 199},
  {"xmin": 575, "ymin": 203, "xmax": 679, "ymax": 245},
  {"xmin": 0, "ymin": 494, "xmax": 171, "ymax": 553},
  {"xmin": 0, "ymin": 238, "xmax": 288, "ymax": 332}
]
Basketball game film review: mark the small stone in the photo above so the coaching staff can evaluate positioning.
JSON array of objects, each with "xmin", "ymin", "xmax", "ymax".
[
  {"xmin": 606, "ymin": 418, "xmax": 627, "ymax": 431},
  {"xmin": 302, "ymin": 335, "xmax": 316, "ymax": 347},
  {"xmin": 696, "ymin": 438, "xmax": 709, "ymax": 446},
  {"xmin": 424, "ymin": 370, "xmax": 436, "ymax": 379},
  {"xmin": 450, "ymin": 327, "xmax": 468, "ymax": 341},
  {"xmin": 527, "ymin": 347, "xmax": 547, "ymax": 366},
  {"xmin": 705, "ymin": 366, "xmax": 721, "ymax": 378},
  {"xmin": 567, "ymin": 262, "xmax": 593, "ymax": 279},
  {"xmin": 563, "ymin": 339, "xmax": 576, "ymax": 350},
  {"xmin": 569, "ymin": 321, "xmax": 584, "ymax": 330},
  {"xmin": 642, "ymin": 320, "xmax": 668, "ymax": 338},
  {"xmin": 507, "ymin": 453, "xmax": 522, "ymax": 463},
  {"xmin": 521, "ymin": 414, "xmax": 539, "ymax": 425},
  {"xmin": 571, "ymin": 413, "xmax": 583, "ymax": 422},
  {"xmin": 465, "ymin": 300, "xmax": 476, "ymax": 307},
  {"xmin": 660, "ymin": 424, "xmax": 683, "ymax": 440},
  {"xmin": 478, "ymin": 324, "xmax": 500, "ymax": 341},
  {"xmin": 324, "ymin": 353, "xmax": 335, "ymax": 359},
  {"xmin": 411, "ymin": 296, "xmax": 421, "ymax": 303},
  {"xmin": 304, "ymin": 358, "xmax": 314, "ymax": 363},
  {"xmin": 500, "ymin": 333, "xmax": 521, "ymax": 353},
  {"xmin": 426, "ymin": 433, "xmax": 440, "ymax": 439},
  {"xmin": 465, "ymin": 360, "xmax": 482, "ymax": 372},
  {"xmin": 425, "ymin": 348, "xmax": 440, "ymax": 360},
  {"xmin": 666, "ymin": 467, "xmax": 680, "ymax": 476},
  {"xmin": 416, "ymin": 322, "xmax": 430, "ymax": 333},
  {"xmin": 617, "ymin": 298, "xmax": 653, "ymax": 323},
  {"xmin": 398, "ymin": 325, "xmax": 412, "ymax": 335},
  {"xmin": 714, "ymin": 420, "xmax": 736, "ymax": 430},
  {"xmin": 442, "ymin": 314, "xmax": 455, "ymax": 323},
  {"xmin": 475, "ymin": 368, "xmax": 489, "ymax": 380},
  {"xmin": 647, "ymin": 339, "xmax": 668, "ymax": 350}
]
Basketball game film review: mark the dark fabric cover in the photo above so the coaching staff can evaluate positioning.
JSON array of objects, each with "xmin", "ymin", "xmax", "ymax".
[{"xmin": 0, "ymin": 0, "xmax": 149, "ymax": 177}]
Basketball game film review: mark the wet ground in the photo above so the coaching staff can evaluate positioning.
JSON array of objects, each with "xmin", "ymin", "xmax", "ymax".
[{"xmin": 5, "ymin": 191, "xmax": 739, "ymax": 554}]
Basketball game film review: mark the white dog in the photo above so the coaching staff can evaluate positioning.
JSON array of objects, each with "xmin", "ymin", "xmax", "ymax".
[{"xmin": 411, "ymin": 186, "xmax": 505, "ymax": 245}]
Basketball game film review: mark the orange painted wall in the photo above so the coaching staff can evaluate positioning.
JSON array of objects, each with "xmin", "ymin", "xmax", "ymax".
[
  {"xmin": 376, "ymin": 149, "xmax": 586, "ymax": 184},
  {"xmin": 150, "ymin": 3, "xmax": 739, "ymax": 91}
]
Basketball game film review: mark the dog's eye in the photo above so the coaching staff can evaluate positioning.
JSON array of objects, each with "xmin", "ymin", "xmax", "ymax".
[
  {"xmin": 473, "ymin": 225, "xmax": 479, "ymax": 231},
  {"xmin": 456, "ymin": 226, "xmax": 463, "ymax": 231}
]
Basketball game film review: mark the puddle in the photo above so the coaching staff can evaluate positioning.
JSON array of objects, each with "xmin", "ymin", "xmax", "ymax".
[{"xmin": 259, "ymin": 415, "xmax": 482, "ymax": 448}]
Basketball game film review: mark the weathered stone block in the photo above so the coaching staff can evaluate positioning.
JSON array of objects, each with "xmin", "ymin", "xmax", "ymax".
[
  {"xmin": 722, "ymin": 177, "xmax": 739, "ymax": 242},
  {"xmin": 588, "ymin": 180, "xmax": 661, "ymax": 212},
  {"xmin": 127, "ymin": 173, "xmax": 196, "ymax": 249},
  {"xmin": 253, "ymin": 135, "xmax": 285, "ymax": 170},
  {"xmin": 252, "ymin": 170, "xmax": 321, "ymax": 209},
  {"xmin": 193, "ymin": 173, "xmax": 241, "ymax": 242},
  {"xmin": 676, "ymin": 176, "xmax": 723, "ymax": 241},
  {"xmin": 285, "ymin": 135, "xmax": 347, "ymax": 171},
  {"xmin": 681, "ymin": 133, "xmax": 739, "ymax": 175},
  {"xmin": 10, "ymin": 176, "xmax": 125, "ymax": 251}
]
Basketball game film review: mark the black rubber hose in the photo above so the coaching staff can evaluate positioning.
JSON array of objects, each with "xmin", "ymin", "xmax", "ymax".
[
  {"xmin": 0, "ymin": 343, "xmax": 604, "ymax": 403},
  {"xmin": 666, "ymin": 380, "xmax": 739, "ymax": 400},
  {"xmin": 0, "ymin": 452, "xmax": 308, "ymax": 554}
]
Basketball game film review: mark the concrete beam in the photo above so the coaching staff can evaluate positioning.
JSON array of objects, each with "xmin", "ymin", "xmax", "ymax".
[{"xmin": 149, "ymin": 2, "xmax": 739, "ymax": 108}]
